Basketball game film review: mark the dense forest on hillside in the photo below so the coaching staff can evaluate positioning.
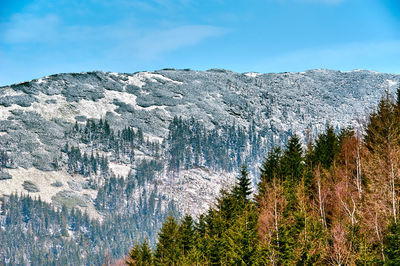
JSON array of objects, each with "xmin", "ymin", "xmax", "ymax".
[
  {"xmin": 2, "ymin": 85, "xmax": 400, "ymax": 265},
  {"xmin": 126, "ymin": 90, "xmax": 400, "ymax": 265},
  {"xmin": 0, "ymin": 113, "xmax": 267, "ymax": 264}
]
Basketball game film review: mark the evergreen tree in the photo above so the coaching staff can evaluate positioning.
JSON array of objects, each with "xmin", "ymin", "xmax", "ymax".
[
  {"xmin": 313, "ymin": 123, "xmax": 339, "ymax": 169},
  {"xmin": 280, "ymin": 134, "xmax": 303, "ymax": 183},
  {"xmin": 385, "ymin": 220, "xmax": 400, "ymax": 265},
  {"xmin": 257, "ymin": 147, "xmax": 282, "ymax": 204},
  {"xmin": 126, "ymin": 240, "xmax": 152, "ymax": 266},
  {"xmin": 233, "ymin": 165, "xmax": 252, "ymax": 204},
  {"xmin": 364, "ymin": 95, "xmax": 399, "ymax": 153},
  {"xmin": 179, "ymin": 215, "xmax": 195, "ymax": 256},
  {"xmin": 60, "ymin": 205, "xmax": 69, "ymax": 237},
  {"xmin": 221, "ymin": 204, "xmax": 258, "ymax": 265},
  {"xmin": 154, "ymin": 216, "xmax": 182, "ymax": 265}
]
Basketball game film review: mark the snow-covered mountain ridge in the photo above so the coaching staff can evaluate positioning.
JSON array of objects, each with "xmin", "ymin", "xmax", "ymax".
[{"xmin": 0, "ymin": 68, "xmax": 399, "ymax": 220}]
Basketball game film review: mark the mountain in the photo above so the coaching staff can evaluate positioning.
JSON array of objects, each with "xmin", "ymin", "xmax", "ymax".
[{"xmin": 0, "ymin": 68, "xmax": 399, "ymax": 264}]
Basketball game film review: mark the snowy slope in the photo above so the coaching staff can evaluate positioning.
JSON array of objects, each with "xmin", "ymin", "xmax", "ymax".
[{"xmin": 0, "ymin": 68, "xmax": 399, "ymax": 218}]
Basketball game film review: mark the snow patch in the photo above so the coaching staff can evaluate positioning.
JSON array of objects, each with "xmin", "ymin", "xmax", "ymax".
[
  {"xmin": 0, "ymin": 92, "xmax": 118, "ymax": 122},
  {"xmin": 32, "ymin": 93, "xmax": 117, "ymax": 121},
  {"xmin": 145, "ymin": 134, "xmax": 163, "ymax": 143},
  {"xmin": 104, "ymin": 90, "xmax": 137, "ymax": 107},
  {"xmin": 244, "ymin": 72, "xmax": 261, "ymax": 78},
  {"xmin": 36, "ymin": 78, "xmax": 46, "ymax": 84},
  {"xmin": 127, "ymin": 76, "xmax": 146, "ymax": 88},
  {"xmin": 0, "ymin": 87, "xmax": 25, "ymax": 97},
  {"xmin": 159, "ymin": 168, "xmax": 237, "ymax": 217},
  {"xmin": 104, "ymin": 89, "xmax": 169, "ymax": 112},
  {"xmin": 1, "ymin": 168, "xmax": 102, "ymax": 220},
  {"xmin": 109, "ymin": 162, "xmax": 132, "ymax": 178},
  {"xmin": 136, "ymin": 105, "xmax": 168, "ymax": 111},
  {"xmin": 113, "ymin": 72, "xmax": 183, "ymax": 88},
  {"xmin": 0, "ymin": 109, "xmax": 11, "ymax": 120},
  {"xmin": 387, "ymin": 79, "xmax": 398, "ymax": 88},
  {"xmin": 142, "ymin": 72, "xmax": 183, "ymax": 84}
]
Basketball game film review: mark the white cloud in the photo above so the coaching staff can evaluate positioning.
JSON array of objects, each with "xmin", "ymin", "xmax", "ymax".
[
  {"xmin": 1, "ymin": 9, "xmax": 225, "ymax": 61},
  {"xmin": 131, "ymin": 25, "xmax": 225, "ymax": 60},
  {"xmin": 2, "ymin": 13, "xmax": 59, "ymax": 43}
]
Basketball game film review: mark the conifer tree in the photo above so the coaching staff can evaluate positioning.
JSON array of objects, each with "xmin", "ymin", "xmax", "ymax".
[
  {"xmin": 221, "ymin": 204, "xmax": 258, "ymax": 265},
  {"xmin": 126, "ymin": 240, "xmax": 152, "ymax": 266},
  {"xmin": 280, "ymin": 134, "xmax": 303, "ymax": 183},
  {"xmin": 60, "ymin": 205, "xmax": 69, "ymax": 237},
  {"xmin": 233, "ymin": 165, "xmax": 252, "ymax": 204},
  {"xmin": 364, "ymin": 95, "xmax": 398, "ymax": 153},
  {"xmin": 154, "ymin": 216, "xmax": 182, "ymax": 265},
  {"xmin": 384, "ymin": 220, "xmax": 400, "ymax": 265},
  {"xmin": 257, "ymin": 147, "xmax": 282, "ymax": 204},
  {"xmin": 313, "ymin": 123, "xmax": 339, "ymax": 169},
  {"xmin": 179, "ymin": 214, "xmax": 195, "ymax": 256}
]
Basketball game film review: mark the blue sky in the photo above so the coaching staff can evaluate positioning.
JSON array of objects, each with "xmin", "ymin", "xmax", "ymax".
[{"xmin": 0, "ymin": 0, "xmax": 399, "ymax": 85}]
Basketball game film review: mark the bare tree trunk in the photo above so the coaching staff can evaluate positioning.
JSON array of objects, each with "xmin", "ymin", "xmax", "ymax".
[
  {"xmin": 374, "ymin": 213, "xmax": 385, "ymax": 262},
  {"xmin": 272, "ymin": 179, "xmax": 280, "ymax": 266},
  {"xmin": 390, "ymin": 158, "xmax": 397, "ymax": 224},
  {"xmin": 304, "ymin": 199, "xmax": 307, "ymax": 246},
  {"xmin": 356, "ymin": 139, "xmax": 363, "ymax": 200},
  {"xmin": 340, "ymin": 197, "xmax": 357, "ymax": 227},
  {"xmin": 317, "ymin": 174, "xmax": 327, "ymax": 227}
]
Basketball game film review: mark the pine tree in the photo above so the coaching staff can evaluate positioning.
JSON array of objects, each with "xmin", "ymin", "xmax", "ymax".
[
  {"xmin": 280, "ymin": 134, "xmax": 303, "ymax": 183},
  {"xmin": 126, "ymin": 240, "xmax": 152, "ymax": 266},
  {"xmin": 384, "ymin": 220, "xmax": 400, "ymax": 265},
  {"xmin": 257, "ymin": 147, "xmax": 282, "ymax": 204},
  {"xmin": 364, "ymin": 95, "xmax": 399, "ymax": 153},
  {"xmin": 60, "ymin": 205, "xmax": 69, "ymax": 237},
  {"xmin": 221, "ymin": 204, "xmax": 258, "ymax": 265},
  {"xmin": 313, "ymin": 123, "xmax": 339, "ymax": 169},
  {"xmin": 233, "ymin": 165, "xmax": 252, "ymax": 204},
  {"xmin": 154, "ymin": 216, "xmax": 182, "ymax": 265},
  {"xmin": 179, "ymin": 215, "xmax": 195, "ymax": 256}
]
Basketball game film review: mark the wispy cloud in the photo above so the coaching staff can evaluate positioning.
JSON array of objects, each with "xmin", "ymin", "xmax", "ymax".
[
  {"xmin": 2, "ymin": 13, "xmax": 60, "ymax": 43},
  {"xmin": 131, "ymin": 25, "xmax": 225, "ymax": 60},
  {"xmin": 1, "ymin": 10, "xmax": 225, "ymax": 60}
]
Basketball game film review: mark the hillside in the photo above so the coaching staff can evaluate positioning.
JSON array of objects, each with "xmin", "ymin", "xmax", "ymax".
[
  {"xmin": 128, "ymin": 91, "xmax": 400, "ymax": 265},
  {"xmin": 0, "ymin": 69, "xmax": 399, "ymax": 264}
]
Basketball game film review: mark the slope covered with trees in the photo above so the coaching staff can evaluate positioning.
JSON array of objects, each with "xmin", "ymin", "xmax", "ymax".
[{"xmin": 127, "ymin": 90, "xmax": 400, "ymax": 265}]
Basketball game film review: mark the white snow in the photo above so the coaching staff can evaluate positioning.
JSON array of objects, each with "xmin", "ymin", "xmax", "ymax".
[
  {"xmin": 0, "ymin": 109, "xmax": 11, "ymax": 120},
  {"xmin": 127, "ymin": 76, "xmax": 146, "ymax": 88},
  {"xmin": 0, "ymin": 168, "xmax": 102, "ymax": 220},
  {"xmin": 244, "ymin": 72, "xmax": 261, "ymax": 78},
  {"xmin": 113, "ymin": 71, "xmax": 183, "ymax": 88},
  {"xmin": 387, "ymin": 79, "xmax": 398, "ymax": 88},
  {"xmin": 137, "ymin": 105, "xmax": 168, "ymax": 111},
  {"xmin": 145, "ymin": 134, "xmax": 163, "ymax": 143},
  {"xmin": 36, "ymin": 78, "xmax": 46, "ymax": 84},
  {"xmin": 139, "ymin": 72, "xmax": 183, "ymax": 84},
  {"xmin": 159, "ymin": 168, "xmax": 237, "ymax": 217},
  {"xmin": 109, "ymin": 162, "xmax": 132, "ymax": 178},
  {"xmin": 1, "ymin": 88, "xmax": 24, "ymax": 97},
  {"xmin": 104, "ymin": 89, "xmax": 137, "ymax": 107}
]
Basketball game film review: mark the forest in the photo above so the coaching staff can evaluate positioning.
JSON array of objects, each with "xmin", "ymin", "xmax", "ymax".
[
  {"xmin": 127, "ymin": 90, "xmax": 400, "ymax": 265},
  {"xmin": 0, "ymin": 109, "xmax": 262, "ymax": 264},
  {"xmin": 2, "ymin": 90, "xmax": 400, "ymax": 265}
]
